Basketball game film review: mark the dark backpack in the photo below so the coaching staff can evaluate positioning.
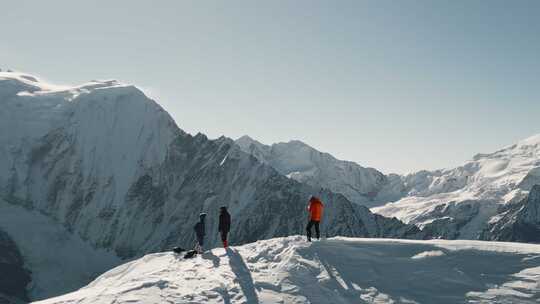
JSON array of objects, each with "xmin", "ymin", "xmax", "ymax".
[{"xmin": 183, "ymin": 249, "xmax": 198, "ymax": 259}]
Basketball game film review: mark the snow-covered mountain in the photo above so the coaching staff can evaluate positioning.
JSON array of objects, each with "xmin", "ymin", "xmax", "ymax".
[
  {"xmin": 374, "ymin": 134, "xmax": 540, "ymax": 240},
  {"xmin": 236, "ymin": 133, "xmax": 540, "ymax": 242},
  {"xmin": 34, "ymin": 236, "xmax": 540, "ymax": 304},
  {"xmin": 0, "ymin": 71, "xmax": 420, "ymax": 302},
  {"xmin": 235, "ymin": 136, "xmax": 405, "ymax": 207}
]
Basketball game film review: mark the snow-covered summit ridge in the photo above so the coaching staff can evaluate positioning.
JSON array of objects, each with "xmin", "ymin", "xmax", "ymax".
[
  {"xmin": 0, "ymin": 71, "xmax": 145, "ymax": 99},
  {"xmin": 35, "ymin": 236, "xmax": 540, "ymax": 304},
  {"xmin": 0, "ymin": 72, "xmax": 133, "ymax": 94}
]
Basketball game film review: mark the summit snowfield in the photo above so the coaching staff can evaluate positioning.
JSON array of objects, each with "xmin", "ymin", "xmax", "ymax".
[
  {"xmin": 0, "ymin": 71, "xmax": 420, "ymax": 302},
  {"xmin": 34, "ymin": 236, "xmax": 540, "ymax": 304}
]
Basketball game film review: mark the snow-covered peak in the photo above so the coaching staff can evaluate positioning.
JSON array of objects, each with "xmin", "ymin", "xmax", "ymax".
[
  {"xmin": 472, "ymin": 133, "xmax": 540, "ymax": 162},
  {"xmin": 374, "ymin": 134, "xmax": 540, "ymax": 239},
  {"xmin": 397, "ymin": 133, "xmax": 540, "ymax": 201},
  {"xmin": 0, "ymin": 71, "xmax": 67, "ymax": 93},
  {"xmin": 0, "ymin": 72, "xmax": 180, "ymax": 236},
  {"xmin": 235, "ymin": 136, "xmax": 401, "ymax": 207},
  {"xmin": 0, "ymin": 71, "xmax": 142, "ymax": 100},
  {"xmin": 34, "ymin": 236, "xmax": 540, "ymax": 304},
  {"xmin": 518, "ymin": 133, "xmax": 540, "ymax": 148},
  {"xmin": 236, "ymin": 136, "xmax": 314, "ymax": 156},
  {"xmin": 235, "ymin": 135, "xmax": 262, "ymax": 147}
]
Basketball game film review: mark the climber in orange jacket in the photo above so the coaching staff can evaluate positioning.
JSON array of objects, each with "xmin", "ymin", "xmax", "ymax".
[{"xmin": 306, "ymin": 196, "xmax": 324, "ymax": 242}]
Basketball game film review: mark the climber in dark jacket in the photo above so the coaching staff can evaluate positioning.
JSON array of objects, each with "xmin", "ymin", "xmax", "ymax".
[
  {"xmin": 218, "ymin": 206, "xmax": 231, "ymax": 248},
  {"xmin": 193, "ymin": 213, "xmax": 207, "ymax": 253}
]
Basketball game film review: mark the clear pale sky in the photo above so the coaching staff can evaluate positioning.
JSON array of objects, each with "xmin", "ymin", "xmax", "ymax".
[{"xmin": 2, "ymin": 1, "xmax": 539, "ymax": 174}]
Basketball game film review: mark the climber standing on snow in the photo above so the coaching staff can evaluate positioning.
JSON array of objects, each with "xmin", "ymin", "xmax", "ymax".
[
  {"xmin": 194, "ymin": 213, "xmax": 207, "ymax": 253},
  {"xmin": 218, "ymin": 206, "xmax": 231, "ymax": 248},
  {"xmin": 306, "ymin": 196, "xmax": 324, "ymax": 242}
]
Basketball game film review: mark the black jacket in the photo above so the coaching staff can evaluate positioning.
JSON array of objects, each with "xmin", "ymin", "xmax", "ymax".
[
  {"xmin": 219, "ymin": 209, "xmax": 231, "ymax": 233},
  {"xmin": 194, "ymin": 219, "xmax": 205, "ymax": 239}
]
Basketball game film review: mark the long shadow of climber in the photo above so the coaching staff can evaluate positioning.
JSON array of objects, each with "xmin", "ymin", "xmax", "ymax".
[{"xmin": 226, "ymin": 248, "xmax": 260, "ymax": 304}]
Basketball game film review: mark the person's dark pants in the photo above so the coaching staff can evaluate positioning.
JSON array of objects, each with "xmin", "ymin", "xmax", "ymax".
[
  {"xmin": 197, "ymin": 236, "xmax": 204, "ymax": 247},
  {"xmin": 220, "ymin": 231, "xmax": 229, "ymax": 247},
  {"xmin": 196, "ymin": 236, "xmax": 204, "ymax": 252},
  {"xmin": 306, "ymin": 220, "xmax": 320, "ymax": 241}
]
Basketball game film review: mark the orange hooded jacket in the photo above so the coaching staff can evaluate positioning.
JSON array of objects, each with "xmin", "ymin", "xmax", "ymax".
[{"xmin": 308, "ymin": 197, "xmax": 324, "ymax": 221}]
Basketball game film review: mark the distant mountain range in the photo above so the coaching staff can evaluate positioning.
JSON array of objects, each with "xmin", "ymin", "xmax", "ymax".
[
  {"xmin": 237, "ymin": 132, "xmax": 540, "ymax": 242},
  {"xmin": 1, "ymin": 70, "xmax": 538, "ymax": 303}
]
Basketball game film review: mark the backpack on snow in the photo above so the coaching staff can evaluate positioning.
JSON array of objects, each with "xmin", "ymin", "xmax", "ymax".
[{"xmin": 183, "ymin": 250, "xmax": 198, "ymax": 259}]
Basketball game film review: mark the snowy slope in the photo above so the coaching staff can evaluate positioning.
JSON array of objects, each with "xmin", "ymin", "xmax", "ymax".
[
  {"xmin": 0, "ymin": 228, "xmax": 30, "ymax": 304},
  {"xmin": 236, "ymin": 136, "xmax": 405, "ymax": 207},
  {"xmin": 0, "ymin": 199, "xmax": 121, "ymax": 301},
  {"xmin": 373, "ymin": 134, "xmax": 540, "ymax": 240},
  {"xmin": 35, "ymin": 236, "xmax": 540, "ymax": 304},
  {"xmin": 0, "ymin": 71, "xmax": 420, "ymax": 301}
]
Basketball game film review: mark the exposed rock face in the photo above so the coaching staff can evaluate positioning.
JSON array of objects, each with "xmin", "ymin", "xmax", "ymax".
[
  {"xmin": 0, "ymin": 229, "xmax": 30, "ymax": 304},
  {"xmin": 481, "ymin": 185, "xmax": 540, "ymax": 242}
]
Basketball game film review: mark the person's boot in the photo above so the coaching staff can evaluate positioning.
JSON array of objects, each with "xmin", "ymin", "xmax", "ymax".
[{"xmin": 223, "ymin": 240, "xmax": 228, "ymax": 248}]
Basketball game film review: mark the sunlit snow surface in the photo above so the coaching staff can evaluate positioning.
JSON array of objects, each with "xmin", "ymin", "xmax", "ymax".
[{"xmin": 35, "ymin": 236, "xmax": 540, "ymax": 304}]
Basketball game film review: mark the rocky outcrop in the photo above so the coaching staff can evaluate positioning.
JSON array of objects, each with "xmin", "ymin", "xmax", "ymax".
[{"xmin": 481, "ymin": 185, "xmax": 540, "ymax": 242}]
